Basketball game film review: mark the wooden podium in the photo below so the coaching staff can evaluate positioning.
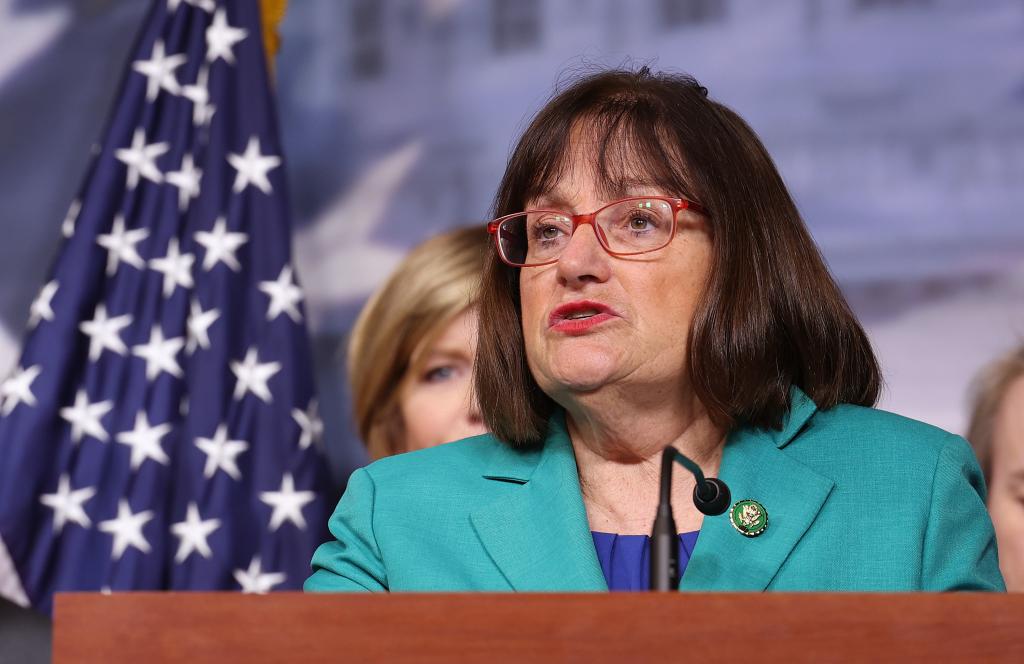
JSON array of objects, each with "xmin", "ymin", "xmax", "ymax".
[{"xmin": 54, "ymin": 592, "xmax": 1024, "ymax": 662}]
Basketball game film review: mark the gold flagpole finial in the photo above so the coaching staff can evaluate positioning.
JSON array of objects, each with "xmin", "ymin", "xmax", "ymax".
[{"xmin": 259, "ymin": 0, "xmax": 288, "ymax": 75}]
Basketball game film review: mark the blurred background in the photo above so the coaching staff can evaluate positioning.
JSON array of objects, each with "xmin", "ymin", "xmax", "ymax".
[{"xmin": 1, "ymin": 0, "xmax": 1022, "ymax": 485}]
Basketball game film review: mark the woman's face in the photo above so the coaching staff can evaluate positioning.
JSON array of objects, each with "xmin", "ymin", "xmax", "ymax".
[
  {"xmin": 398, "ymin": 307, "xmax": 486, "ymax": 453},
  {"xmin": 988, "ymin": 376, "xmax": 1024, "ymax": 591},
  {"xmin": 518, "ymin": 157, "xmax": 713, "ymax": 404}
]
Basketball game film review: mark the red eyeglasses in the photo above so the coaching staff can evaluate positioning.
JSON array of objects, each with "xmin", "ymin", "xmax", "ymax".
[{"xmin": 486, "ymin": 196, "xmax": 708, "ymax": 267}]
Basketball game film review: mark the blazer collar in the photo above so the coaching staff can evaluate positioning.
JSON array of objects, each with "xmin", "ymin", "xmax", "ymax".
[
  {"xmin": 470, "ymin": 388, "xmax": 833, "ymax": 592},
  {"xmin": 682, "ymin": 388, "xmax": 835, "ymax": 590},
  {"xmin": 764, "ymin": 386, "xmax": 818, "ymax": 449},
  {"xmin": 470, "ymin": 412, "xmax": 608, "ymax": 591}
]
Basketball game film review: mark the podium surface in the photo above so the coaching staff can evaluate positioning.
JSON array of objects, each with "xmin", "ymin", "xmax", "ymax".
[{"xmin": 55, "ymin": 592, "xmax": 1024, "ymax": 662}]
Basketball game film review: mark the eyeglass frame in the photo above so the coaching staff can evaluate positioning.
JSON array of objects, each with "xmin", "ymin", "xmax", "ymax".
[{"xmin": 486, "ymin": 196, "xmax": 710, "ymax": 268}]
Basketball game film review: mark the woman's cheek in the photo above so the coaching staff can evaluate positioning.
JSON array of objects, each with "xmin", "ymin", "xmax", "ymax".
[{"xmin": 399, "ymin": 377, "xmax": 465, "ymax": 450}]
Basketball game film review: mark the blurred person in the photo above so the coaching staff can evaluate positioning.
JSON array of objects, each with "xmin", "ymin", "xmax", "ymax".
[
  {"xmin": 307, "ymin": 68, "xmax": 1003, "ymax": 592},
  {"xmin": 968, "ymin": 344, "xmax": 1024, "ymax": 591},
  {"xmin": 347, "ymin": 226, "xmax": 488, "ymax": 459}
]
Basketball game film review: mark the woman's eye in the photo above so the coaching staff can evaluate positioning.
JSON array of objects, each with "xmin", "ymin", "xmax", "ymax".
[
  {"xmin": 538, "ymin": 225, "xmax": 562, "ymax": 240},
  {"xmin": 628, "ymin": 216, "xmax": 651, "ymax": 231},
  {"xmin": 423, "ymin": 366, "xmax": 456, "ymax": 383}
]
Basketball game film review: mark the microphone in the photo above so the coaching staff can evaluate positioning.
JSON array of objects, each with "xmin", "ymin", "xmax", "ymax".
[{"xmin": 650, "ymin": 447, "xmax": 731, "ymax": 591}]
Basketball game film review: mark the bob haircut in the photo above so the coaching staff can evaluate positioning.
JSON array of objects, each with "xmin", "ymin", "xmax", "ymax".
[
  {"xmin": 967, "ymin": 344, "xmax": 1024, "ymax": 487},
  {"xmin": 475, "ymin": 67, "xmax": 882, "ymax": 448},
  {"xmin": 349, "ymin": 226, "xmax": 488, "ymax": 459}
]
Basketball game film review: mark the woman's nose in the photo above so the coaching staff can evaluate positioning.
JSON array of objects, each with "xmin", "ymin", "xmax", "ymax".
[{"xmin": 555, "ymin": 221, "xmax": 612, "ymax": 287}]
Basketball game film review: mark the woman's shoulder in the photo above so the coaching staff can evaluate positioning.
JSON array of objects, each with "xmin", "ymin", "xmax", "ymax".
[
  {"xmin": 813, "ymin": 402, "xmax": 954, "ymax": 441},
  {"xmin": 796, "ymin": 402, "xmax": 978, "ymax": 479},
  {"xmin": 358, "ymin": 432, "xmax": 522, "ymax": 486},
  {"xmin": 343, "ymin": 433, "xmax": 539, "ymax": 528}
]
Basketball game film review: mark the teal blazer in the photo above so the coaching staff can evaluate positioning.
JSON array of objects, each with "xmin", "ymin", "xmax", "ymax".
[{"xmin": 305, "ymin": 390, "xmax": 1004, "ymax": 592}]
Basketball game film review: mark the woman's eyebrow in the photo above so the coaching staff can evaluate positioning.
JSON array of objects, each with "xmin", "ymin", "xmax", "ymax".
[
  {"xmin": 531, "ymin": 181, "xmax": 663, "ymax": 209},
  {"xmin": 529, "ymin": 192, "xmax": 573, "ymax": 209}
]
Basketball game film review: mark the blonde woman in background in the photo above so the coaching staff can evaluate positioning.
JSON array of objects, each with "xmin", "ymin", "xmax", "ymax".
[
  {"xmin": 968, "ymin": 344, "xmax": 1024, "ymax": 591},
  {"xmin": 348, "ymin": 226, "xmax": 489, "ymax": 459}
]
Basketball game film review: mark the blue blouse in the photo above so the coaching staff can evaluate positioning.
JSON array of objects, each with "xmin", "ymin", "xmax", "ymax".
[{"xmin": 591, "ymin": 531, "xmax": 700, "ymax": 591}]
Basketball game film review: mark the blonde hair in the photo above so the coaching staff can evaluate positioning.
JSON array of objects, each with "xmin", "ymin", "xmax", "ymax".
[
  {"xmin": 967, "ymin": 343, "xmax": 1024, "ymax": 487},
  {"xmin": 348, "ymin": 226, "xmax": 488, "ymax": 459}
]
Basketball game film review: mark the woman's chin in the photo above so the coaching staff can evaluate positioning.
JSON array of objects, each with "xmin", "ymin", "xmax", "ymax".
[{"xmin": 545, "ymin": 361, "xmax": 621, "ymax": 394}]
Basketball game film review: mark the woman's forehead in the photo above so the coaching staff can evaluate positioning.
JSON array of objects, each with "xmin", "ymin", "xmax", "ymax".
[{"xmin": 526, "ymin": 117, "xmax": 691, "ymax": 205}]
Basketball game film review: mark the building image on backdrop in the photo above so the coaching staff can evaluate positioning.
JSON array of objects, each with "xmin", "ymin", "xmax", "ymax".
[{"xmin": 0, "ymin": 0, "xmax": 1022, "ymax": 483}]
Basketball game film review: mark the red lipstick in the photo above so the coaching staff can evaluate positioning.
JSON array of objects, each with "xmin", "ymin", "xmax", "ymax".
[{"xmin": 548, "ymin": 300, "xmax": 618, "ymax": 335}]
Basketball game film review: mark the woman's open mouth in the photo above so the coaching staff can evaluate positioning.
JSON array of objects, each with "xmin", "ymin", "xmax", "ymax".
[{"xmin": 548, "ymin": 300, "xmax": 618, "ymax": 335}]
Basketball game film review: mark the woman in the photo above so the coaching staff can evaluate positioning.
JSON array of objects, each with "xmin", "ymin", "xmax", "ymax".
[
  {"xmin": 968, "ymin": 345, "xmax": 1024, "ymax": 591},
  {"xmin": 307, "ymin": 69, "xmax": 1003, "ymax": 591},
  {"xmin": 347, "ymin": 226, "xmax": 488, "ymax": 459}
]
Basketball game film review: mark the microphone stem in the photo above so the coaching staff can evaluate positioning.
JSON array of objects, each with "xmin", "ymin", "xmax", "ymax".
[{"xmin": 651, "ymin": 448, "xmax": 680, "ymax": 591}]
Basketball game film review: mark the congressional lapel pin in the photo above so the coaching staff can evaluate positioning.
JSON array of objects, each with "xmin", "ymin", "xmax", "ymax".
[{"xmin": 729, "ymin": 499, "xmax": 768, "ymax": 537}]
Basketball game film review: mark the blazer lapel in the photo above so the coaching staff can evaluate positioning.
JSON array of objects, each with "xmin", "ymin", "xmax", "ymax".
[
  {"xmin": 682, "ymin": 389, "xmax": 835, "ymax": 591},
  {"xmin": 469, "ymin": 413, "xmax": 607, "ymax": 591}
]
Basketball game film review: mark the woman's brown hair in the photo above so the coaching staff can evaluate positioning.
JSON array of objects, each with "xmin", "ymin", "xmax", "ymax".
[
  {"xmin": 475, "ymin": 67, "xmax": 881, "ymax": 447},
  {"xmin": 349, "ymin": 226, "xmax": 488, "ymax": 458}
]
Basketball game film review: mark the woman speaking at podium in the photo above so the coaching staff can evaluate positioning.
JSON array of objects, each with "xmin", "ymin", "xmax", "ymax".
[{"xmin": 306, "ymin": 68, "xmax": 1004, "ymax": 592}]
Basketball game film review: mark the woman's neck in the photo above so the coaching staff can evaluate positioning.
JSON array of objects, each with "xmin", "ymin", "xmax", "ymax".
[{"xmin": 564, "ymin": 387, "xmax": 725, "ymax": 536}]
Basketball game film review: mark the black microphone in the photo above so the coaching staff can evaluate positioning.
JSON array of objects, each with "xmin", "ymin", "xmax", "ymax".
[{"xmin": 650, "ymin": 447, "xmax": 731, "ymax": 591}]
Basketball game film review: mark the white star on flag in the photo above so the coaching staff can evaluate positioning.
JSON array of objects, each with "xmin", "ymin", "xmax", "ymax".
[
  {"xmin": 132, "ymin": 325, "xmax": 185, "ymax": 381},
  {"xmin": 227, "ymin": 136, "xmax": 280, "ymax": 195},
  {"xmin": 165, "ymin": 153, "xmax": 202, "ymax": 211},
  {"xmin": 27, "ymin": 280, "xmax": 59, "ymax": 329},
  {"xmin": 115, "ymin": 128, "xmax": 168, "ymax": 190},
  {"xmin": 258, "ymin": 265, "xmax": 303, "ymax": 322},
  {"xmin": 98, "ymin": 500, "xmax": 154, "ymax": 560},
  {"xmin": 62, "ymin": 199, "xmax": 81, "ymax": 238},
  {"xmin": 116, "ymin": 411, "xmax": 172, "ymax": 471},
  {"xmin": 194, "ymin": 216, "xmax": 248, "ymax": 271},
  {"xmin": 292, "ymin": 399, "xmax": 323, "ymax": 450},
  {"xmin": 39, "ymin": 475, "xmax": 96, "ymax": 534},
  {"xmin": 79, "ymin": 304, "xmax": 133, "ymax": 360},
  {"xmin": 230, "ymin": 347, "xmax": 281, "ymax": 403},
  {"xmin": 59, "ymin": 389, "xmax": 113, "ymax": 444},
  {"xmin": 259, "ymin": 473, "xmax": 316, "ymax": 532},
  {"xmin": 233, "ymin": 556, "xmax": 286, "ymax": 594},
  {"xmin": 96, "ymin": 214, "xmax": 150, "ymax": 276},
  {"xmin": 149, "ymin": 237, "xmax": 195, "ymax": 297},
  {"xmin": 131, "ymin": 39, "xmax": 186, "ymax": 102},
  {"xmin": 180, "ymin": 66, "xmax": 215, "ymax": 126},
  {"xmin": 1, "ymin": 364, "xmax": 42, "ymax": 416},
  {"xmin": 195, "ymin": 423, "xmax": 249, "ymax": 481},
  {"xmin": 206, "ymin": 8, "xmax": 248, "ymax": 65},
  {"xmin": 186, "ymin": 298, "xmax": 220, "ymax": 353},
  {"xmin": 170, "ymin": 503, "xmax": 221, "ymax": 563}
]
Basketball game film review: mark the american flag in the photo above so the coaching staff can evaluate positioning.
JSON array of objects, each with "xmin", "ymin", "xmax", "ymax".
[{"xmin": 0, "ymin": 0, "xmax": 332, "ymax": 614}]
